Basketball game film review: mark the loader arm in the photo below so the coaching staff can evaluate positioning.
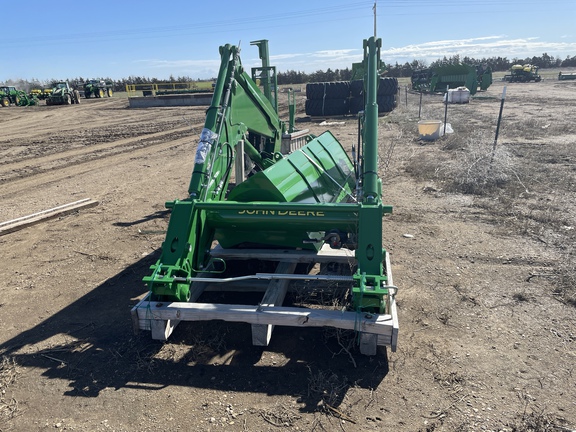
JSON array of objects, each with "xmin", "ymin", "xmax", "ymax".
[
  {"xmin": 145, "ymin": 42, "xmax": 287, "ymax": 302},
  {"xmin": 188, "ymin": 43, "xmax": 284, "ymax": 200}
]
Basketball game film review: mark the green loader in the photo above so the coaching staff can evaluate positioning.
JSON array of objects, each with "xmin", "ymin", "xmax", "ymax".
[
  {"xmin": 132, "ymin": 36, "xmax": 398, "ymax": 355},
  {"xmin": 0, "ymin": 86, "xmax": 38, "ymax": 107}
]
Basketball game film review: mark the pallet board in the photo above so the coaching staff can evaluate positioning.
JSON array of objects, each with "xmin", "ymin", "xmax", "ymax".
[
  {"xmin": 131, "ymin": 248, "xmax": 398, "ymax": 354},
  {"xmin": 0, "ymin": 199, "xmax": 99, "ymax": 236}
]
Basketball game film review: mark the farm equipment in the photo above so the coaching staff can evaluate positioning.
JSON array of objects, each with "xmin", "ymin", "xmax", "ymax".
[
  {"xmin": 411, "ymin": 64, "xmax": 492, "ymax": 95},
  {"xmin": 503, "ymin": 64, "xmax": 541, "ymax": 82},
  {"xmin": 558, "ymin": 71, "xmax": 576, "ymax": 80},
  {"xmin": 131, "ymin": 36, "xmax": 398, "ymax": 355},
  {"xmin": 30, "ymin": 88, "xmax": 53, "ymax": 100},
  {"xmin": 84, "ymin": 79, "xmax": 113, "ymax": 98},
  {"xmin": 30, "ymin": 89, "xmax": 44, "ymax": 99},
  {"xmin": 46, "ymin": 82, "xmax": 81, "ymax": 105},
  {"xmin": 0, "ymin": 86, "xmax": 38, "ymax": 107}
]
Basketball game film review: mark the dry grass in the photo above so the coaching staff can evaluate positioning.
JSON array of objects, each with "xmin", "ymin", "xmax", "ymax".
[
  {"xmin": 444, "ymin": 130, "xmax": 518, "ymax": 195},
  {"xmin": 506, "ymin": 408, "xmax": 561, "ymax": 432},
  {"xmin": 556, "ymin": 248, "xmax": 576, "ymax": 306},
  {"xmin": 0, "ymin": 356, "xmax": 20, "ymax": 422},
  {"xmin": 259, "ymin": 404, "xmax": 302, "ymax": 427},
  {"xmin": 307, "ymin": 367, "xmax": 349, "ymax": 407},
  {"xmin": 392, "ymin": 100, "xmax": 525, "ymax": 195},
  {"xmin": 385, "ymin": 92, "xmax": 576, "ymax": 307}
]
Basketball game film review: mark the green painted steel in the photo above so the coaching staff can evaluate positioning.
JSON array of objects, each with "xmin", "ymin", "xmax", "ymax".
[
  {"xmin": 412, "ymin": 64, "xmax": 493, "ymax": 95},
  {"xmin": 145, "ymin": 36, "xmax": 395, "ymax": 319},
  {"xmin": 84, "ymin": 79, "xmax": 113, "ymax": 98},
  {"xmin": 46, "ymin": 82, "xmax": 79, "ymax": 105},
  {"xmin": 0, "ymin": 86, "xmax": 38, "ymax": 107},
  {"xmin": 558, "ymin": 72, "xmax": 576, "ymax": 80},
  {"xmin": 250, "ymin": 40, "xmax": 277, "ymax": 111},
  {"xmin": 187, "ymin": 43, "xmax": 285, "ymax": 200},
  {"xmin": 227, "ymin": 131, "xmax": 354, "ymax": 204},
  {"xmin": 504, "ymin": 64, "xmax": 541, "ymax": 83},
  {"xmin": 350, "ymin": 37, "xmax": 389, "ymax": 313}
]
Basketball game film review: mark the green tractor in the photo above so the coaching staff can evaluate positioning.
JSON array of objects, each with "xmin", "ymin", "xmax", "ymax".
[
  {"xmin": 84, "ymin": 79, "xmax": 113, "ymax": 98},
  {"xmin": 46, "ymin": 82, "xmax": 81, "ymax": 105},
  {"xmin": 0, "ymin": 86, "xmax": 38, "ymax": 107}
]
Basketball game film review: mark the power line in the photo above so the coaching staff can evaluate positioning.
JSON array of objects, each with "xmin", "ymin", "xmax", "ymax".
[
  {"xmin": 1, "ymin": 2, "xmax": 375, "ymax": 47},
  {"xmin": 4, "ymin": 0, "xmax": 572, "ymax": 48}
]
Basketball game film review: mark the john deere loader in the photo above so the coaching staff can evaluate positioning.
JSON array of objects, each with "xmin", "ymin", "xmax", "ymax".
[
  {"xmin": 0, "ymin": 86, "xmax": 38, "ymax": 107},
  {"xmin": 132, "ymin": 36, "xmax": 398, "ymax": 355}
]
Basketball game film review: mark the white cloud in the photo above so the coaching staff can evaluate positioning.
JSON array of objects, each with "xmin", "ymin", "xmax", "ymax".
[
  {"xmin": 314, "ymin": 49, "xmax": 358, "ymax": 58},
  {"xmin": 269, "ymin": 53, "xmax": 305, "ymax": 60},
  {"xmin": 134, "ymin": 59, "xmax": 220, "ymax": 69},
  {"xmin": 381, "ymin": 36, "xmax": 576, "ymax": 63},
  {"xmin": 131, "ymin": 36, "xmax": 576, "ymax": 78},
  {"xmin": 265, "ymin": 36, "xmax": 576, "ymax": 72}
]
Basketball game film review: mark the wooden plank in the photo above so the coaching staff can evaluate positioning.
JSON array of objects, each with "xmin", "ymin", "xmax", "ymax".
[
  {"xmin": 131, "ymin": 251, "xmax": 399, "ymax": 352},
  {"xmin": 149, "ymin": 271, "xmax": 212, "ymax": 341},
  {"xmin": 383, "ymin": 251, "xmax": 399, "ymax": 352},
  {"xmin": 131, "ymin": 292, "xmax": 154, "ymax": 334},
  {"xmin": 134, "ymin": 301, "xmax": 395, "ymax": 337},
  {"xmin": 0, "ymin": 199, "xmax": 99, "ymax": 236},
  {"xmin": 359, "ymin": 333, "xmax": 378, "ymax": 356},
  {"xmin": 252, "ymin": 261, "xmax": 298, "ymax": 346},
  {"xmin": 358, "ymin": 253, "xmax": 398, "ymax": 354},
  {"xmin": 210, "ymin": 243, "xmax": 356, "ymax": 264},
  {"xmin": 151, "ymin": 318, "xmax": 179, "ymax": 340}
]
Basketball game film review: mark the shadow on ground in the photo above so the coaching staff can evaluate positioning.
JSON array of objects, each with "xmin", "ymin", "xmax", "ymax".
[
  {"xmin": 0, "ymin": 251, "xmax": 389, "ymax": 412},
  {"xmin": 112, "ymin": 209, "xmax": 170, "ymax": 227}
]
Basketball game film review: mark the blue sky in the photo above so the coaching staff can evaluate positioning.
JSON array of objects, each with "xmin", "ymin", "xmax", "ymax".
[{"xmin": 2, "ymin": 0, "xmax": 575, "ymax": 82}]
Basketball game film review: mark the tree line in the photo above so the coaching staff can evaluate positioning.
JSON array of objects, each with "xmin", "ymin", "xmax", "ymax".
[
  {"xmin": 3, "ymin": 52, "xmax": 576, "ymax": 91},
  {"xmin": 1, "ymin": 75, "xmax": 205, "ymax": 93},
  {"xmin": 277, "ymin": 52, "xmax": 576, "ymax": 82}
]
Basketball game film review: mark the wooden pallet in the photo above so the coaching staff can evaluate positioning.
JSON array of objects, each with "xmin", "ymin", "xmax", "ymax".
[
  {"xmin": 0, "ymin": 199, "xmax": 98, "ymax": 236},
  {"xmin": 131, "ymin": 244, "xmax": 398, "ymax": 355}
]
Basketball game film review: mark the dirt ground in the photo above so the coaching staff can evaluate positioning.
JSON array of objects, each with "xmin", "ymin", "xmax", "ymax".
[{"xmin": 1, "ymin": 73, "xmax": 575, "ymax": 432}]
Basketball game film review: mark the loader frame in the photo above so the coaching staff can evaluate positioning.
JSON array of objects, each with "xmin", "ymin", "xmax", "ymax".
[{"xmin": 132, "ymin": 36, "xmax": 398, "ymax": 355}]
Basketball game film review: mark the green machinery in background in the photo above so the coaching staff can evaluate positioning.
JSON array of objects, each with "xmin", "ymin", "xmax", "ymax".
[
  {"xmin": 411, "ymin": 64, "xmax": 493, "ymax": 95},
  {"xmin": 0, "ymin": 86, "xmax": 38, "ymax": 107},
  {"xmin": 46, "ymin": 82, "xmax": 81, "ymax": 105},
  {"xmin": 503, "ymin": 64, "xmax": 541, "ymax": 83},
  {"xmin": 133, "ymin": 36, "xmax": 398, "ymax": 355},
  {"xmin": 558, "ymin": 71, "xmax": 576, "ymax": 81},
  {"xmin": 84, "ymin": 79, "xmax": 114, "ymax": 98}
]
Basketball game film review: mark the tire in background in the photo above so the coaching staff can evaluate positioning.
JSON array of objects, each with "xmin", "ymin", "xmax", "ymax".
[
  {"xmin": 306, "ymin": 81, "xmax": 350, "ymax": 100},
  {"xmin": 378, "ymin": 77, "xmax": 398, "ymax": 96},
  {"xmin": 305, "ymin": 98, "xmax": 349, "ymax": 116},
  {"xmin": 377, "ymin": 94, "xmax": 396, "ymax": 113},
  {"xmin": 350, "ymin": 80, "xmax": 363, "ymax": 98},
  {"xmin": 349, "ymin": 96, "xmax": 364, "ymax": 115},
  {"xmin": 306, "ymin": 83, "xmax": 323, "ymax": 100},
  {"xmin": 325, "ymin": 81, "xmax": 350, "ymax": 99}
]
